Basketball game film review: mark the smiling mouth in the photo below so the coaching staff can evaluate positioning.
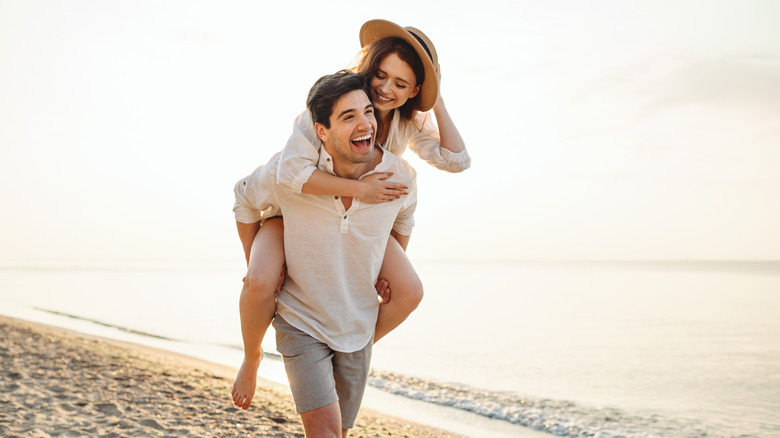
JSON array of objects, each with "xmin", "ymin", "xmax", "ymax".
[
  {"xmin": 375, "ymin": 93, "xmax": 393, "ymax": 104},
  {"xmin": 351, "ymin": 133, "xmax": 373, "ymax": 150}
]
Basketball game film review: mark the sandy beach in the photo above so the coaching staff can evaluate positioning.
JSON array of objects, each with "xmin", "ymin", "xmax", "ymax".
[{"xmin": 0, "ymin": 316, "xmax": 464, "ymax": 438}]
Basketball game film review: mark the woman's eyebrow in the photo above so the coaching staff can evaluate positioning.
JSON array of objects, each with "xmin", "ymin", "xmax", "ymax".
[{"xmin": 378, "ymin": 68, "xmax": 411, "ymax": 85}]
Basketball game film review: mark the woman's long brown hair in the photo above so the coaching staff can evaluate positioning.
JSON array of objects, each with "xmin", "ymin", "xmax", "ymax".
[{"xmin": 355, "ymin": 37, "xmax": 426, "ymax": 122}]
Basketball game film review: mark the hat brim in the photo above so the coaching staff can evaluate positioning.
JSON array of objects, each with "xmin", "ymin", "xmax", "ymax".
[{"xmin": 359, "ymin": 19, "xmax": 438, "ymax": 112}]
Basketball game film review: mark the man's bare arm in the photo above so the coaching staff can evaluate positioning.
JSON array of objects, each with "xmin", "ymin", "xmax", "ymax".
[{"xmin": 237, "ymin": 221, "xmax": 262, "ymax": 264}]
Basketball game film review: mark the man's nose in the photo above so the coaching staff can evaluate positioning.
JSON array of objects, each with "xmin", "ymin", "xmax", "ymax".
[{"xmin": 357, "ymin": 112, "xmax": 373, "ymax": 129}]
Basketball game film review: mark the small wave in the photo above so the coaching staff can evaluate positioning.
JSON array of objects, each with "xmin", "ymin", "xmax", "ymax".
[
  {"xmin": 34, "ymin": 308, "xmax": 176, "ymax": 340},
  {"xmin": 368, "ymin": 370, "xmax": 747, "ymax": 438},
  {"xmin": 32, "ymin": 308, "xmax": 283, "ymax": 361}
]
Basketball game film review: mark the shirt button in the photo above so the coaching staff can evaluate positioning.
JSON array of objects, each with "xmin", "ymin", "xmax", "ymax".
[
  {"xmin": 343, "ymin": 215, "xmax": 347, "ymax": 219},
  {"xmin": 335, "ymin": 196, "xmax": 339, "ymax": 199},
  {"xmin": 327, "ymin": 157, "xmax": 331, "ymax": 161}
]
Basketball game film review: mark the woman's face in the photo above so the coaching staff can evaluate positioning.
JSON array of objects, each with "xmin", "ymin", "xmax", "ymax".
[{"xmin": 369, "ymin": 52, "xmax": 420, "ymax": 114}]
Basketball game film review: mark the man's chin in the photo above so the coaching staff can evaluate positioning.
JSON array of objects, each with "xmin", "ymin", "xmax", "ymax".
[{"xmin": 351, "ymin": 148, "xmax": 375, "ymax": 163}]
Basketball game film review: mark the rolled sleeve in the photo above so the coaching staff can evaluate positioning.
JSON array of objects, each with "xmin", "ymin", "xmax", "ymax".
[
  {"xmin": 277, "ymin": 111, "xmax": 322, "ymax": 194},
  {"xmin": 233, "ymin": 156, "xmax": 282, "ymax": 224},
  {"xmin": 391, "ymin": 176, "xmax": 417, "ymax": 236},
  {"xmin": 406, "ymin": 112, "xmax": 471, "ymax": 173}
]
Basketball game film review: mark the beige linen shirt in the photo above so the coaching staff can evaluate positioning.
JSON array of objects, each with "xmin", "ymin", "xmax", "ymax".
[
  {"xmin": 277, "ymin": 109, "xmax": 471, "ymax": 194},
  {"xmin": 233, "ymin": 146, "xmax": 417, "ymax": 352}
]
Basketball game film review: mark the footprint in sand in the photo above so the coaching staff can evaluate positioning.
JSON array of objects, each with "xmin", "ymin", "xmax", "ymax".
[
  {"xmin": 95, "ymin": 403, "xmax": 123, "ymax": 417},
  {"xmin": 60, "ymin": 404, "xmax": 78, "ymax": 412},
  {"xmin": 139, "ymin": 419, "xmax": 164, "ymax": 430}
]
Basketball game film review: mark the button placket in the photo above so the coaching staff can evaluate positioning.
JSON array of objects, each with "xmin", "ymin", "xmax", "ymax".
[
  {"xmin": 340, "ymin": 214, "xmax": 349, "ymax": 233},
  {"xmin": 331, "ymin": 196, "xmax": 349, "ymax": 233}
]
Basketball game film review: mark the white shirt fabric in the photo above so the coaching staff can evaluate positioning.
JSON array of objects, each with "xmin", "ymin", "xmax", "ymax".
[
  {"xmin": 233, "ymin": 146, "xmax": 417, "ymax": 352},
  {"xmin": 277, "ymin": 109, "xmax": 470, "ymax": 194}
]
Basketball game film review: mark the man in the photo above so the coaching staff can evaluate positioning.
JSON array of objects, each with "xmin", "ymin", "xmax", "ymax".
[{"xmin": 232, "ymin": 70, "xmax": 417, "ymax": 437}]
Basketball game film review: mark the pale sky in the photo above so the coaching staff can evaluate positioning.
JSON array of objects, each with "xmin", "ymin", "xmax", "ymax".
[{"xmin": 1, "ymin": 0, "xmax": 779, "ymax": 262}]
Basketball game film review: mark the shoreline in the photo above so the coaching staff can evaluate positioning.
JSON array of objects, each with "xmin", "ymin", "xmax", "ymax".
[
  {"xmin": 0, "ymin": 305, "xmax": 550, "ymax": 438},
  {"xmin": 0, "ymin": 315, "xmax": 465, "ymax": 437}
]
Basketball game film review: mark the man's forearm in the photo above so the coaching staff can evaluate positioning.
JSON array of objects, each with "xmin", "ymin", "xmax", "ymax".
[{"xmin": 236, "ymin": 221, "xmax": 262, "ymax": 264}]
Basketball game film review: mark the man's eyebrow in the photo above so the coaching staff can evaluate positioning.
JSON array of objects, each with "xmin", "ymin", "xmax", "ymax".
[
  {"xmin": 337, "ymin": 108, "xmax": 356, "ymax": 119},
  {"xmin": 337, "ymin": 104, "xmax": 373, "ymax": 119}
]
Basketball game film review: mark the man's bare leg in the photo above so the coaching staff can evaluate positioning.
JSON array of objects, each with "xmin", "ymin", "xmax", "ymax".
[
  {"xmin": 231, "ymin": 218, "xmax": 285, "ymax": 410},
  {"xmin": 374, "ymin": 236, "xmax": 423, "ymax": 343},
  {"xmin": 300, "ymin": 401, "xmax": 347, "ymax": 438}
]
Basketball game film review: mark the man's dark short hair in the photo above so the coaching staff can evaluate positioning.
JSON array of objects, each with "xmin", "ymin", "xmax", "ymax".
[{"xmin": 306, "ymin": 70, "xmax": 371, "ymax": 129}]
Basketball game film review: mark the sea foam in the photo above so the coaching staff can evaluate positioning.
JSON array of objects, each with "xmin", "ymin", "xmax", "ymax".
[{"xmin": 368, "ymin": 370, "xmax": 742, "ymax": 438}]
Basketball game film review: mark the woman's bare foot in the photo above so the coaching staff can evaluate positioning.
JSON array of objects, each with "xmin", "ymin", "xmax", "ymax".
[{"xmin": 231, "ymin": 354, "xmax": 262, "ymax": 410}]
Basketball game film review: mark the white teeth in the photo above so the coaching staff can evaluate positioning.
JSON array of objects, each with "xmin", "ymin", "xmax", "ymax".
[
  {"xmin": 377, "ymin": 94, "xmax": 392, "ymax": 102},
  {"xmin": 352, "ymin": 134, "xmax": 371, "ymax": 142}
]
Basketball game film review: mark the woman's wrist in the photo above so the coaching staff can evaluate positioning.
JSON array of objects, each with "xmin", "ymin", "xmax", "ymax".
[
  {"xmin": 433, "ymin": 95, "xmax": 446, "ymax": 115},
  {"xmin": 352, "ymin": 179, "xmax": 365, "ymax": 200}
]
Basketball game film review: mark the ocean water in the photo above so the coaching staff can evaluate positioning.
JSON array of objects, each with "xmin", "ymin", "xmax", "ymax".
[{"xmin": 1, "ymin": 260, "xmax": 778, "ymax": 437}]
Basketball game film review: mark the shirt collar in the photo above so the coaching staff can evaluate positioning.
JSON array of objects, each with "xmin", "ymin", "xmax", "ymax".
[
  {"xmin": 385, "ymin": 109, "xmax": 400, "ymax": 147},
  {"xmin": 317, "ymin": 146, "xmax": 336, "ymax": 175}
]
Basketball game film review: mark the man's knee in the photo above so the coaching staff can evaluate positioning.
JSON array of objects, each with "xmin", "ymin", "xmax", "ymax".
[{"xmin": 300, "ymin": 402, "xmax": 342, "ymax": 438}]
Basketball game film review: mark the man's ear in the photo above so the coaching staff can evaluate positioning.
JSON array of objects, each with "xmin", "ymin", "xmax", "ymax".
[
  {"xmin": 315, "ymin": 122, "xmax": 328, "ymax": 143},
  {"xmin": 409, "ymin": 84, "xmax": 420, "ymax": 99}
]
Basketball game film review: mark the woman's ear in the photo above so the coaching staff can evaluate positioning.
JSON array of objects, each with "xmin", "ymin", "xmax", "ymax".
[
  {"xmin": 315, "ymin": 123, "xmax": 328, "ymax": 143},
  {"xmin": 409, "ymin": 84, "xmax": 420, "ymax": 99}
]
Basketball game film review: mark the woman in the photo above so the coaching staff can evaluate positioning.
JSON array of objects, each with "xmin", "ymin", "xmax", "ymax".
[{"xmin": 232, "ymin": 19, "xmax": 470, "ymax": 410}]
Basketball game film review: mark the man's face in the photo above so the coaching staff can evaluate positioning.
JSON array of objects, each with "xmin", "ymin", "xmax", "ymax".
[{"xmin": 318, "ymin": 90, "xmax": 377, "ymax": 165}]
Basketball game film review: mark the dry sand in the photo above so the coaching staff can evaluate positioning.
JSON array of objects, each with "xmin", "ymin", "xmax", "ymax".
[{"xmin": 0, "ymin": 316, "xmax": 465, "ymax": 437}]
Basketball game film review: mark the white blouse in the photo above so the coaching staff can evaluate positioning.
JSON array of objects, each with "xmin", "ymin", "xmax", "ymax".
[{"xmin": 277, "ymin": 109, "xmax": 471, "ymax": 194}]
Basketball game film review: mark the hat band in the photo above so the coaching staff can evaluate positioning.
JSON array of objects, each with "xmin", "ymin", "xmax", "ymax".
[{"xmin": 408, "ymin": 31, "xmax": 433, "ymax": 62}]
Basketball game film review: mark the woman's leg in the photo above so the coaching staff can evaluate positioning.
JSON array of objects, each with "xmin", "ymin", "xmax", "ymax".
[
  {"xmin": 232, "ymin": 218, "xmax": 285, "ymax": 410},
  {"xmin": 374, "ymin": 236, "xmax": 424, "ymax": 343}
]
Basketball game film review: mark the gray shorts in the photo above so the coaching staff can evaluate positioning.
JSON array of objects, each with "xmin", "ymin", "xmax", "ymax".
[{"xmin": 273, "ymin": 315, "xmax": 372, "ymax": 429}]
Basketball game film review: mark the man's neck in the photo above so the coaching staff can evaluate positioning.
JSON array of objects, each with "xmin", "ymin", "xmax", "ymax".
[{"xmin": 332, "ymin": 147, "xmax": 384, "ymax": 180}]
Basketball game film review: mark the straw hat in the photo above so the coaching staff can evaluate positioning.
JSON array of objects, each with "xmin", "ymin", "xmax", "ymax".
[{"xmin": 359, "ymin": 19, "xmax": 439, "ymax": 111}]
